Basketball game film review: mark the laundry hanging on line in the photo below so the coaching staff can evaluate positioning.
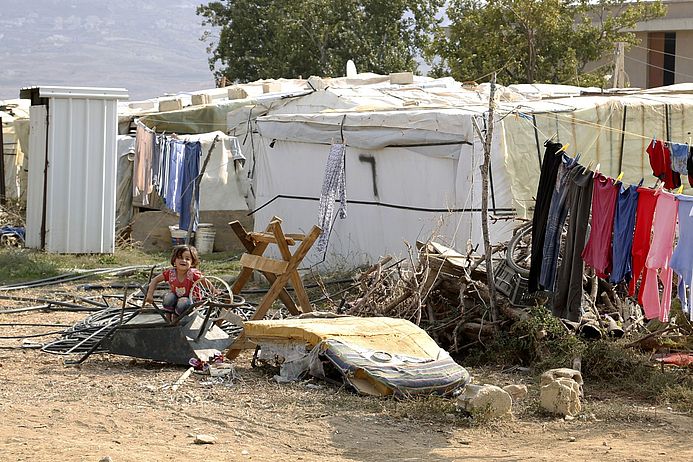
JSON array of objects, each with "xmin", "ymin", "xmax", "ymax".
[
  {"xmin": 132, "ymin": 121, "xmax": 247, "ymax": 231},
  {"xmin": 528, "ymin": 138, "xmax": 693, "ymax": 324}
]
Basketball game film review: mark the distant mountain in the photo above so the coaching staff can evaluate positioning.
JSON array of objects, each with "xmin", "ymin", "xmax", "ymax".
[{"xmin": 0, "ymin": 0, "xmax": 215, "ymax": 101}]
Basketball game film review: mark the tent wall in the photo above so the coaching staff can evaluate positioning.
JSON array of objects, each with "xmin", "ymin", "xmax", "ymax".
[
  {"xmin": 501, "ymin": 95, "xmax": 693, "ymax": 217},
  {"xmin": 251, "ymin": 124, "xmax": 515, "ymax": 269},
  {"xmin": 1, "ymin": 121, "xmax": 21, "ymax": 201}
]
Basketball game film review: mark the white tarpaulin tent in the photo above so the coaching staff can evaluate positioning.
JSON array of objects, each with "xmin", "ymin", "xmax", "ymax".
[
  {"xmin": 237, "ymin": 80, "xmax": 518, "ymax": 269},
  {"xmin": 225, "ymin": 78, "xmax": 693, "ymax": 270}
]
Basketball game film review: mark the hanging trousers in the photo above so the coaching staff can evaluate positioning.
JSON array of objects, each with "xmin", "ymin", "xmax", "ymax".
[
  {"xmin": 540, "ymin": 154, "xmax": 579, "ymax": 291},
  {"xmin": 528, "ymin": 140, "xmax": 564, "ymax": 293},
  {"xmin": 610, "ymin": 184, "xmax": 639, "ymax": 284},
  {"xmin": 553, "ymin": 166, "xmax": 593, "ymax": 322},
  {"xmin": 671, "ymin": 195, "xmax": 693, "ymax": 321}
]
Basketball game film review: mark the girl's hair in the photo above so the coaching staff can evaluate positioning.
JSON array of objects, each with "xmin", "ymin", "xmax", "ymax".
[{"xmin": 170, "ymin": 245, "xmax": 200, "ymax": 267}]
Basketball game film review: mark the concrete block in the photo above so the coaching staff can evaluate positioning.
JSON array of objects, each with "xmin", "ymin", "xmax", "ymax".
[
  {"xmin": 262, "ymin": 81, "xmax": 282, "ymax": 93},
  {"xmin": 540, "ymin": 377, "xmax": 582, "ymax": 417},
  {"xmin": 456, "ymin": 384, "xmax": 512, "ymax": 419},
  {"xmin": 228, "ymin": 86, "xmax": 249, "ymax": 100},
  {"xmin": 541, "ymin": 368, "xmax": 583, "ymax": 396},
  {"xmin": 158, "ymin": 98, "xmax": 183, "ymax": 112},
  {"xmin": 390, "ymin": 72, "xmax": 414, "ymax": 85},
  {"xmin": 191, "ymin": 94, "xmax": 211, "ymax": 106}
]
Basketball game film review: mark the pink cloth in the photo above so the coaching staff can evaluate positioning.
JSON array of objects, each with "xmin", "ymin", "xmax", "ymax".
[
  {"xmin": 581, "ymin": 173, "xmax": 618, "ymax": 278},
  {"xmin": 642, "ymin": 191, "xmax": 677, "ymax": 321},
  {"xmin": 133, "ymin": 123, "xmax": 154, "ymax": 205}
]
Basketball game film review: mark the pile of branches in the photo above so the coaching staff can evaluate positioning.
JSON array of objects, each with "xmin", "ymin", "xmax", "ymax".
[
  {"xmin": 345, "ymin": 240, "xmax": 514, "ymax": 353},
  {"xmin": 344, "ymin": 230, "xmax": 693, "ymax": 356}
]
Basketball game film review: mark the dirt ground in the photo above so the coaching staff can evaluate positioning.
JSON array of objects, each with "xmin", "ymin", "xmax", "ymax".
[{"xmin": 1, "ymin": 288, "xmax": 692, "ymax": 462}]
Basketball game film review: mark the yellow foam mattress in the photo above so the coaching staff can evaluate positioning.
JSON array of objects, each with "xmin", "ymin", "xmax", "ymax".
[{"xmin": 243, "ymin": 316, "xmax": 442, "ymax": 360}]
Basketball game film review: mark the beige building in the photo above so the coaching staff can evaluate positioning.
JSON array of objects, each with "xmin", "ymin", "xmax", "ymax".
[{"xmin": 626, "ymin": 0, "xmax": 693, "ymax": 88}]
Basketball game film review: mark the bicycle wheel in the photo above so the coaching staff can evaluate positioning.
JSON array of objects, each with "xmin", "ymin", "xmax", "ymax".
[
  {"xmin": 506, "ymin": 222, "xmax": 532, "ymax": 277},
  {"xmin": 190, "ymin": 276, "xmax": 233, "ymax": 306}
]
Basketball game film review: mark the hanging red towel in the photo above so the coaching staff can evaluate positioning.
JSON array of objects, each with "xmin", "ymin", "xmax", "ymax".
[{"xmin": 629, "ymin": 187, "xmax": 658, "ymax": 304}]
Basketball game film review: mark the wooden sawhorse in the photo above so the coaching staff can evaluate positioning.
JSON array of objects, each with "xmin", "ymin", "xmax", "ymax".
[{"xmin": 226, "ymin": 217, "xmax": 321, "ymax": 359}]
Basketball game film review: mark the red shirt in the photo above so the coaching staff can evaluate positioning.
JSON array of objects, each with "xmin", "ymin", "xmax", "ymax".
[
  {"xmin": 163, "ymin": 268, "xmax": 202, "ymax": 298},
  {"xmin": 646, "ymin": 140, "xmax": 680, "ymax": 189}
]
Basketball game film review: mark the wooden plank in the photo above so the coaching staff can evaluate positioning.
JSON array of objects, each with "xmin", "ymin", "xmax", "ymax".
[
  {"xmin": 229, "ymin": 221, "xmax": 255, "ymax": 250},
  {"xmin": 249, "ymin": 231, "xmax": 296, "ymax": 246},
  {"xmin": 251, "ymin": 225, "xmax": 321, "ymax": 321},
  {"xmin": 239, "ymin": 253, "xmax": 288, "ymax": 274},
  {"xmin": 226, "ymin": 332, "xmax": 254, "ymax": 360},
  {"xmin": 272, "ymin": 222, "xmax": 312, "ymax": 313},
  {"xmin": 232, "ymin": 241, "xmax": 269, "ymax": 293}
]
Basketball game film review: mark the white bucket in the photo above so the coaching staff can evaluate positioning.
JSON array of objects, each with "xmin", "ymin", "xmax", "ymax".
[
  {"xmin": 195, "ymin": 223, "xmax": 216, "ymax": 254},
  {"xmin": 169, "ymin": 226, "xmax": 193, "ymax": 247}
]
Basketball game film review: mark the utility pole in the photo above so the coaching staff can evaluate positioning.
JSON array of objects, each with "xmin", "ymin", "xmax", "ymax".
[
  {"xmin": 481, "ymin": 73, "xmax": 498, "ymax": 322},
  {"xmin": 613, "ymin": 42, "xmax": 626, "ymax": 88}
]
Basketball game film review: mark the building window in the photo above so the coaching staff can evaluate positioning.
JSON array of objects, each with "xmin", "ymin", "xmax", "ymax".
[{"xmin": 647, "ymin": 32, "xmax": 676, "ymax": 88}]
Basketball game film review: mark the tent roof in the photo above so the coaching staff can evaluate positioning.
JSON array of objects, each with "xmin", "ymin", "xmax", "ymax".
[{"xmin": 253, "ymin": 82, "xmax": 693, "ymax": 149}]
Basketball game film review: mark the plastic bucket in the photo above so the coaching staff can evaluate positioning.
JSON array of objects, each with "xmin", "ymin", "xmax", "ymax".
[
  {"xmin": 169, "ymin": 226, "xmax": 193, "ymax": 247},
  {"xmin": 195, "ymin": 223, "xmax": 216, "ymax": 254}
]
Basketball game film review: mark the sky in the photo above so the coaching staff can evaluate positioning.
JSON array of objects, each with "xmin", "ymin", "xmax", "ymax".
[{"xmin": 0, "ymin": 0, "xmax": 215, "ymax": 101}]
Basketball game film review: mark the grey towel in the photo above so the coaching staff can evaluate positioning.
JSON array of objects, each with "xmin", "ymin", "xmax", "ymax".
[{"xmin": 316, "ymin": 143, "xmax": 347, "ymax": 253}]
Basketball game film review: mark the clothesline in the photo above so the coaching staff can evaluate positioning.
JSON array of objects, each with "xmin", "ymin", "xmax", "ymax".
[{"xmin": 530, "ymin": 109, "xmax": 688, "ymax": 146}]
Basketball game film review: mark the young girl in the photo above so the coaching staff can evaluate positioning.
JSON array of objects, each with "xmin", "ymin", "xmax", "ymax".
[{"xmin": 145, "ymin": 245, "xmax": 203, "ymax": 320}]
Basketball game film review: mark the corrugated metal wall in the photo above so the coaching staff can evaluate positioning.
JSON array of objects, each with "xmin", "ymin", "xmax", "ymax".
[
  {"xmin": 24, "ymin": 87, "xmax": 128, "ymax": 253},
  {"xmin": 25, "ymin": 105, "xmax": 46, "ymax": 249}
]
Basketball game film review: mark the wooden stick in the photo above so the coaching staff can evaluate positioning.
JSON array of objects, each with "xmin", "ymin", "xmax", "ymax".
[
  {"xmin": 171, "ymin": 366, "xmax": 194, "ymax": 392},
  {"xmin": 479, "ymin": 72, "xmax": 498, "ymax": 322}
]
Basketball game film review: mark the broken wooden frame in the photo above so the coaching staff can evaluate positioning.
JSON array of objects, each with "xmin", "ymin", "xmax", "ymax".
[{"xmin": 226, "ymin": 217, "xmax": 321, "ymax": 359}]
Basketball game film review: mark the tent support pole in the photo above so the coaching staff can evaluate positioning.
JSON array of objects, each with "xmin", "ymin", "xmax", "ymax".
[
  {"xmin": 532, "ymin": 114, "xmax": 542, "ymax": 169},
  {"xmin": 481, "ymin": 73, "xmax": 498, "ymax": 323},
  {"xmin": 618, "ymin": 106, "xmax": 627, "ymax": 173}
]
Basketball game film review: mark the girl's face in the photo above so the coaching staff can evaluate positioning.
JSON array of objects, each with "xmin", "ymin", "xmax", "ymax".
[{"xmin": 174, "ymin": 250, "xmax": 193, "ymax": 272}]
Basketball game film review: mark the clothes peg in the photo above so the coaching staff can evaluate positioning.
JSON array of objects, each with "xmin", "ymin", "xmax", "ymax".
[
  {"xmin": 558, "ymin": 143, "xmax": 570, "ymax": 152},
  {"xmin": 616, "ymin": 172, "xmax": 624, "ymax": 181},
  {"xmin": 595, "ymin": 163, "xmax": 601, "ymax": 173},
  {"xmin": 586, "ymin": 159, "xmax": 595, "ymax": 170},
  {"xmin": 676, "ymin": 184, "xmax": 684, "ymax": 194}
]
